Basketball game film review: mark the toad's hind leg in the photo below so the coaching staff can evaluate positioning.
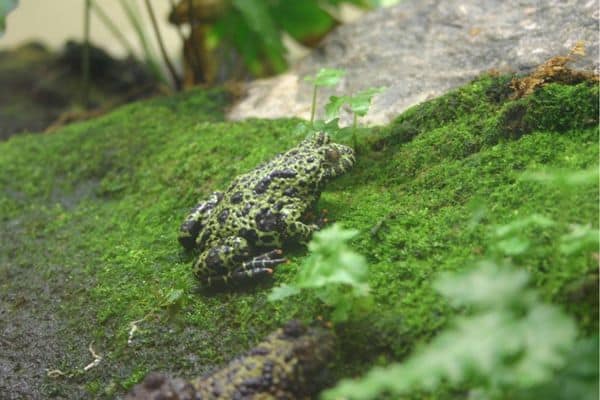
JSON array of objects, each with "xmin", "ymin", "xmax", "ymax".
[
  {"xmin": 219, "ymin": 250, "xmax": 286, "ymax": 284},
  {"xmin": 237, "ymin": 249, "xmax": 286, "ymax": 277},
  {"xmin": 178, "ymin": 191, "xmax": 223, "ymax": 250}
]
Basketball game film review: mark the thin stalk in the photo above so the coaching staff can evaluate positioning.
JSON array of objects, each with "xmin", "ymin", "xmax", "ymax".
[
  {"xmin": 352, "ymin": 113, "xmax": 358, "ymax": 150},
  {"xmin": 82, "ymin": 0, "xmax": 91, "ymax": 108},
  {"xmin": 187, "ymin": 0, "xmax": 205, "ymax": 83},
  {"xmin": 144, "ymin": 0, "xmax": 182, "ymax": 90},
  {"xmin": 310, "ymin": 85, "xmax": 317, "ymax": 124},
  {"xmin": 118, "ymin": 0, "xmax": 166, "ymax": 85},
  {"xmin": 90, "ymin": 0, "xmax": 135, "ymax": 56},
  {"xmin": 169, "ymin": 0, "xmax": 198, "ymax": 72}
]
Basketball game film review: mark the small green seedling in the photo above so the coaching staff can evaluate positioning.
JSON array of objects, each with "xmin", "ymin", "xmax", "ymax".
[
  {"xmin": 325, "ymin": 86, "xmax": 385, "ymax": 127},
  {"xmin": 269, "ymin": 223, "xmax": 370, "ymax": 322},
  {"xmin": 304, "ymin": 68, "xmax": 346, "ymax": 123},
  {"xmin": 325, "ymin": 86, "xmax": 385, "ymax": 148}
]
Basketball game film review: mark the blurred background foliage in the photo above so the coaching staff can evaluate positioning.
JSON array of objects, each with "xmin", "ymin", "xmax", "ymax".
[
  {"xmin": 0, "ymin": 0, "xmax": 18, "ymax": 33},
  {"xmin": 168, "ymin": 0, "xmax": 384, "ymax": 85},
  {"xmin": 0, "ymin": 0, "xmax": 400, "ymax": 136}
]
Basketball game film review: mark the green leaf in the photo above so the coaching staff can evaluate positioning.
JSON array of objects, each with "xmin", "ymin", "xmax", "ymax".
[
  {"xmin": 212, "ymin": 12, "xmax": 264, "ymax": 75},
  {"xmin": 0, "ymin": 0, "xmax": 18, "ymax": 34},
  {"xmin": 325, "ymin": 95, "xmax": 350, "ymax": 121},
  {"xmin": 511, "ymin": 304, "xmax": 577, "ymax": 385},
  {"xmin": 161, "ymin": 288, "xmax": 184, "ymax": 307},
  {"xmin": 513, "ymin": 336, "xmax": 599, "ymax": 400},
  {"xmin": 559, "ymin": 224, "xmax": 599, "ymax": 255},
  {"xmin": 322, "ymin": 262, "xmax": 578, "ymax": 400},
  {"xmin": 349, "ymin": 87, "xmax": 385, "ymax": 116},
  {"xmin": 522, "ymin": 167, "xmax": 599, "ymax": 188},
  {"xmin": 268, "ymin": 224, "xmax": 369, "ymax": 322},
  {"xmin": 270, "ymin": 0, "xmax": 334, "ymax": 43},
  {"xmin": 435, "ymin": 261, "xmax": 530, "ymax": 308},
  {"xmin": 495, "ymin": 236, "xmax": 531, "ymax": 256},
  {"xmin": 292, "ymin": 122, "xmax": 314, "ymax": 137},
  {"xmin": 494, "ymin": 214, "xmax": 555, "ymax": 237},
  {"xmin": 304, "ymin": 68, "xmax": 346, "ymax": 87},
  {"xmin": 231, "ymin": 0, "xmax": 287, "ymax": 72},
  {"xmin": 369, "ymin": 0, "xmax": 402, "ymax": 6},
  {"xmin": 268, "ymin": 284, "xmax": 301, "ymax": 301},
  {"xmin": 313, "ymin": 118, "xmax": 341, "ymax": 136}
]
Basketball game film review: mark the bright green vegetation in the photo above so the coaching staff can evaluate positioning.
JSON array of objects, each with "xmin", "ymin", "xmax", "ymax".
[
  {"xmin": 269, "ymin": 223, "xmax": 371, "ymax": 323},
  {"xmin": 323, "ymin": 261, "xmax": 588, "ymax": 399},
  {"xmin": 325, "ymin": 86, "xmax": 386, "ymax": 126},
  {"xmin": 0, "ymin": 76, "xmax": 597, "ymax": 398}
]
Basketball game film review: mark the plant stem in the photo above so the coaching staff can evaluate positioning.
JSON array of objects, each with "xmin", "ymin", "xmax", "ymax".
[
  {"xmin": 310, "ymin": 85, "xmax": 317, "ymax": 124},
  {"xmin": 187, "ymin": 0, "xmax": 205, "ymax": 84},
  {"xmin": 82, "ymin": 0, "xmax": 91, "ymax": 108},
  {"xmin": 352, "ymin": 113, "xmax": 358, "ymax": 150},
  {"xmin": 144, "ymin": 0, "xmax": 182, "ymax": 90},
  {"xmin": 169, "ymin": 0, "xmax": 201, "ymax": 84},
  {"xmin": 118, "ymin": 0, "xmax": 166, "ymax": 86},
  {"xmin": 90, "ymin": 0, "xmax": 135, "ymax": 57}
]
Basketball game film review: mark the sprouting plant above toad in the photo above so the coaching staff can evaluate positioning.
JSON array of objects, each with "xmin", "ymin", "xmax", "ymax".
[
  {"xmin": 325, "ymin": 86, "xmax": 386, "ymax": 129},
  {"xmin": 301, "ymin": 67, "xmax": 386, "ymax": 149},
  {"xmin": 304, "ymin": 68, "xmax": 347, "ymax": 123}
]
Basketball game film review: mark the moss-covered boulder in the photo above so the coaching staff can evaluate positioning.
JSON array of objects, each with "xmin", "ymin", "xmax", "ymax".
[{"xmin": 0, "ymin": 76, "xmax": 597, "ymax": 399}]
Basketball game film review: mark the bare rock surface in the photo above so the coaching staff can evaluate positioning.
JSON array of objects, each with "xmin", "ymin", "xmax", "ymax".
[{"xmin": 228, "ymin": 0, "xmax": 599, "ymax": 126}]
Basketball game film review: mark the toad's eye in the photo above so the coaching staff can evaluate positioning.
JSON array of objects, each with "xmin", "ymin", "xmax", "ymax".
[{"xmin": 325, "ymin": 149, "xmax": 340, "ymax": 163}]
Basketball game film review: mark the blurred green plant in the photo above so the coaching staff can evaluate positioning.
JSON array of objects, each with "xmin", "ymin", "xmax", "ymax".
[
  {"xmin": 512, "ymin": 335, "xmax": 599, "ymax": 400},
  {"xmin": 269, "ymin": 223, "xmax": 370, "ymax": 322},
  {"xmin": 0, "ymin": 0, "xmax": 17, "ymax": 34},
  {"xmin": 370, "ymin": 0, "xmax": 402, "ymax": 5},
  {"xmin": 322, "ymin": 261, "xmax": 578, "ymax": 400},
  {"xmin": 211, "ymin": 0, "xmax": 370, "ymax": 77},
  {"xmin": 323, "ymin": 166, "xmax": 598, "ymax": 400},
  {"xmin": 489, "ymin": 167, "xmax": 600, "ymax": 259}
]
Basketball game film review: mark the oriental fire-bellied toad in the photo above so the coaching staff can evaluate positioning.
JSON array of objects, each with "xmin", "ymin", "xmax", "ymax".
[
  {"xmin": 127, "ymin": 320, "xmax": 335, "ymax": 399},
  {"xmin": 179, "ymin": 132, "xmax": 354, "ymax": 285}
]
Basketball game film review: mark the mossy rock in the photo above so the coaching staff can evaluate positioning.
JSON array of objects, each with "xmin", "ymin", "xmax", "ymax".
[{"xmin": 0, "ymin": 76, "xmax": 597, "ymax": 399}]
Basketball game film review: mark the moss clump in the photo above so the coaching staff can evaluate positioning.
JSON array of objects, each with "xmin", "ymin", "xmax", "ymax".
[
  {"xmin": 384, "ymin": 75, "xmax": 598, "ymax": 149},
  {"xmin": 497, "ymin": 82, "xmax": 599, "ymax": 139},
  {"xmin": 0, "ymin": 76, "xmax": 597, "ymax": 399}
]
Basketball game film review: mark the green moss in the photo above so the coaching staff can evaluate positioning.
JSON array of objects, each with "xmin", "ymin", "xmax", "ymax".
[{"xmin": 0, "ymin": 76, "xmax": 597, "ymax": 398}]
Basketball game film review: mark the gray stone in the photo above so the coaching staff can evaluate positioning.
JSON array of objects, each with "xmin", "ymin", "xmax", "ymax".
[{"xmin": 228, "ymin": 0, "xmax": 599, "ymax": 126}]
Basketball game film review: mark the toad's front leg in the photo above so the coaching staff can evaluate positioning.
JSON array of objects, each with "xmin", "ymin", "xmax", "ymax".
[
  {"xmin": 178, "ymin": 191, "xmax": 223, "ymax": 250},
  {"xmin": 279, "ymin": 205, "xmax": 319, "ymax": 243},
  {"xmin": 194, "ymin": 236, "xmax": 287, "ymax": 286}
]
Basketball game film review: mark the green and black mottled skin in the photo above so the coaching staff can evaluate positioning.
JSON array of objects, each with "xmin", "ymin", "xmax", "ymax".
[
  {"xmin": 179, "ymin": 132, "xmax": 355, "ymax": 285},
  {"xmin": 127, "ymin": 320, "xmax": 335, "ymax": 399}
]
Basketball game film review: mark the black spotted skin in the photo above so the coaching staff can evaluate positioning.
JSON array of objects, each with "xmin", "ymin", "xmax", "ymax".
[
  {"xmin": 126, "ymin": 321, "xmax": 335, "ymax": 400},
  {"xmin": 179, "ymin": 132, "xmax": 355, "ymax": 285}
]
